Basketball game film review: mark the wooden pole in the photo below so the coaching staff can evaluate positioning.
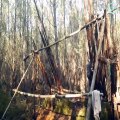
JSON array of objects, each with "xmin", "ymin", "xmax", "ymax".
[
  {"xmin": 85, "ymin": 16, "xmax": 105, "ymax": 120},
  {"xmin": 12, "ymin": 89, "xmax": 103, "ymax": 98}
]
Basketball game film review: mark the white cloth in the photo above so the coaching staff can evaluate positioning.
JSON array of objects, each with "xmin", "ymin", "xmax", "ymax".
[{"xmin": 92, "ymin": 90, "xmax": 101, "ymax": 120}]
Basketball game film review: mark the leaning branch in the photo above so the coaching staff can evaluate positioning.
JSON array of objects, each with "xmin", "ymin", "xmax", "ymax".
[
  {"xmin": 80, "ymin": 14, "xmax": 104, "ymax": 30},
  {"xmin": 36, "ymin": 26, "xmax": 81, "ymax": 52},
  {"xmin": 24, "ymin": 26, "xmax": 81, "ymax": 61},
  {"xmin": 24, "ymin": 14, "xmax": 105, "ymax": 61},
  {"xmin": 24, "ymin": 4, "xmax": 120, "ymax": 61}
]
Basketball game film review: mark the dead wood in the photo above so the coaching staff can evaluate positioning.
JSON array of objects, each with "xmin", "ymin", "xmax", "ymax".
[{"xmin": 85, "ymin": 16, "xmax": 105, "ymax": 120}]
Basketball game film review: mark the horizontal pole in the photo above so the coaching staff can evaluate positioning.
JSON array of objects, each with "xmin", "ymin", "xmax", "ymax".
[{"xmin": 13, "ymin": 89, "xmax": 103, "ymax": 99}]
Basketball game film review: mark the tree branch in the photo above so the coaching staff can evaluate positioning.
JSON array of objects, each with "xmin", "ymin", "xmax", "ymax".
[{"xmin": 24, "ymin": 13, "xmax": 105, "ymax": 61}]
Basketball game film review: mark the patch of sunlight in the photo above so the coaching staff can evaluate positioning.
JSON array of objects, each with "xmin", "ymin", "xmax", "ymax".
[
  {"xmin": 76, "ymin": 107, "xmax": 86, "ymax": 120},
  {"xmin": 62, "ymin": 106, "xmax": 71, "ymax": 115}
]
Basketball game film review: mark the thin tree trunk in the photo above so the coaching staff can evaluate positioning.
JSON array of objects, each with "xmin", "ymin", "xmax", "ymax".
[
  {"xmin": 8, "ymin": 0, "xmax": 10, "ymax": 41},
  {"xmin": 53, "ymin": 0, "xmax": 59, "ymax": 65},
  {"xmin": 12, "ymin": 0, "xmax": 17, "ymax": 88},
  {"xmin": 0, "ymin": 0, "xmax": 2, "ymax": 37},
  {"xmin": 63, "ymin": 0, "xmax": 67, "ymax": 69}
]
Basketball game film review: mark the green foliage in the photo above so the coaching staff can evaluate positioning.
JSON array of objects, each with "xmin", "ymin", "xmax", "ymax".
[
  {"xmin": 54, "ymin": 99, "xmax": 71, "ymax": 115},
  {"xmin": 0, "ymin": 90, "xmax": 10, "ymax": 117},
  {"xmin": 41, "ymin": 98, "xmax": 51, "ymax": 108},
  {"xmin": 0, "ymin": 90, "xmax": 31, "ymax": 120},
  {"xmin": 6, "ymin": 105, "xmax": 25, "ymax": 120}
]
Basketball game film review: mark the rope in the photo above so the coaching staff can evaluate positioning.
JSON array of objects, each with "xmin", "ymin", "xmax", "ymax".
[{"xmin": 1, "ymin": 57, "xmax": 34, "ymax": 120}]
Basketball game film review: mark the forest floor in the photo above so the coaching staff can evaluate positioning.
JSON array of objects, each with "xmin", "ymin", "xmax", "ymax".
[{"xmin": 36, "ymin": 108, "xmax": 71, "ymax": 120}]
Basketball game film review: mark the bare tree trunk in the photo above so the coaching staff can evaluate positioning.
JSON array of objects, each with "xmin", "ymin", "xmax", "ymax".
[
  {"xmin": 26, "ymin": 0, "xmax": 29, "ymax": 52},
  {"xmin": 8, "ymin": 0, "xmax": 10, "ymax": 40},
  {"xmin": 0, "ymin": 0, "xmax": 3, "ymax": 83},
  {"xmin": 83, "ymin": 34, "xmax": 87, "ymax": 92},
  {"xmin": 23, "ymin": 0, "xmax": 28, "ymax": 71},
  {"xmin": 53, "ymin": 0, "xmax": 59, "ymax": 65},
  {"xmin": 12, "ymin": 0, "xmax": 17, "ymax": 89},
  {"xmin": 0, "ymin": 0, "xmax": 2, "ymax": 37},
  {"xmin": 63, "ymin": 0, "xmax": 67, "ymax": 69}
]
